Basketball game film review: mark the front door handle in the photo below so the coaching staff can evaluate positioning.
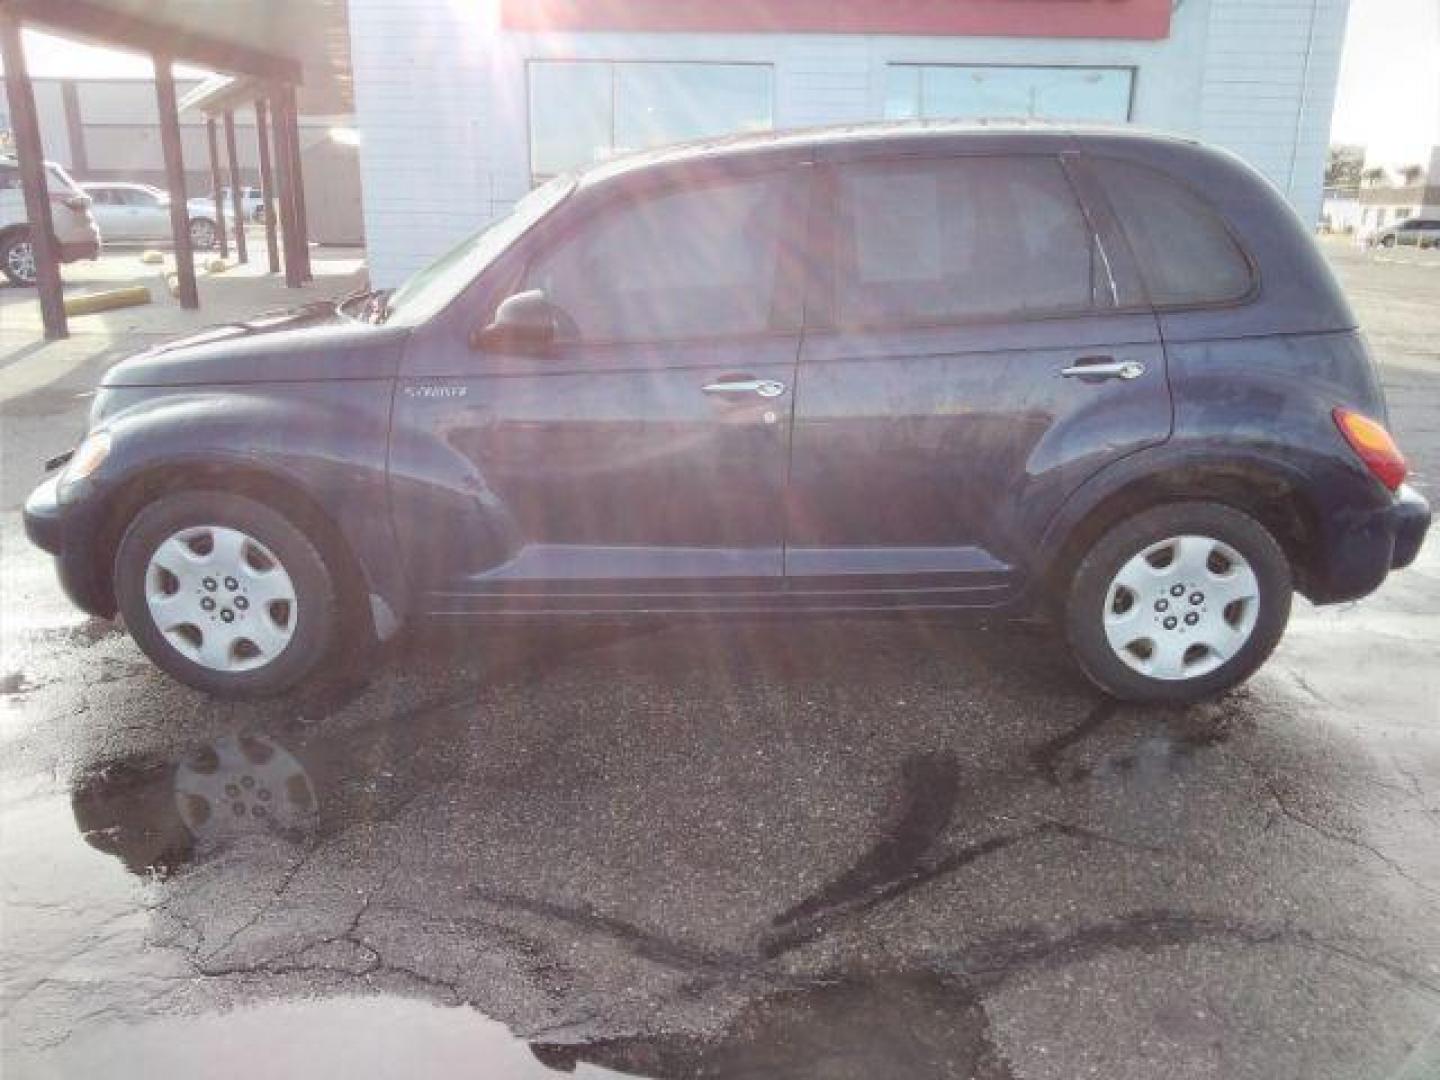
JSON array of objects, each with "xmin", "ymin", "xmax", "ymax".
[
  {"xmin": 702, "ymin": 378, "xmax": 787, "ymax": 398},
  {"xmin": 1060, "ymin": 358, "xmax": 1145, "ymax": 382}
]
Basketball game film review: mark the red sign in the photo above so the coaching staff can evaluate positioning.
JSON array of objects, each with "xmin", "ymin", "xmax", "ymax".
[{"xmin": 501, "ymin": 0, "xmax": 1172, "ymax": 40}]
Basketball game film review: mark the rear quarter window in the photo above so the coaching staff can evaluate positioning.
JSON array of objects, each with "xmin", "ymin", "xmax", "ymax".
[{"xmin": 1089, "ymin": 157, "xmax": 1254, "ymax": 308}]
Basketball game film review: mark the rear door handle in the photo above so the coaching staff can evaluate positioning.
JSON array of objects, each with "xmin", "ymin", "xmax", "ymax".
[
  {"xmin": 1060, "ymin": 357, "xmax": 1145, "ymax": 381},
  {"xmin": 702, "ymin": 378, "xmax": 787, "ymax": 398}
]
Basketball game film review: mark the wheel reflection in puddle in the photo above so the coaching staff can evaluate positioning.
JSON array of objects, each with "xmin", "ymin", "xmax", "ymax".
[{"xmin": 175, "ymin": 733, "xmax": 318, "ymax": 848}]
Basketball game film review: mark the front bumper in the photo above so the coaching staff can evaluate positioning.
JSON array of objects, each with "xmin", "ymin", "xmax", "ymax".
[{"xmin": 23, "ymin": 474, "xmax": 117, "ymax": 618}]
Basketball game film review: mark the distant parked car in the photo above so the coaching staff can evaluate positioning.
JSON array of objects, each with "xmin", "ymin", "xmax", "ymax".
[
  {"xmin": 0, "ymin": 156, "xmax": 101, "ymax": 286},
  {"xmin": 83, "ymin": 182, "xmax": 222, "ymax": 251},
  {"xmin": 215, "ymin": 186, "xmax": 268, "ymax": 222},
  {"xmin": 1370, "ymin": 218, "xmax": 1440, "ymax": 249},
  {"xmin": 184, "ymin": 187, "xmax": 265, "ymax": 241}
]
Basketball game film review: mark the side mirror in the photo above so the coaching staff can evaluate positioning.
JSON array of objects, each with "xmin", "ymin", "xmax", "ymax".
[{"xmin": 471, "ymin": 289, "xmax": 557, "ymax": 353}]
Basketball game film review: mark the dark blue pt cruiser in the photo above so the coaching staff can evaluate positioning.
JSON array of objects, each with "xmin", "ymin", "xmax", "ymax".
[{"xmin": 23, "ymin": 123, "xmax": 1432, "ymax": 702}]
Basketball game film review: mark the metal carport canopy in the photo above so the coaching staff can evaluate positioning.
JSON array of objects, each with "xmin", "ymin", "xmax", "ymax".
[
  {"xmin": 1, "ymin": 0, "xmax": 351, "ymax": 338},
  {"xmin": 2, "ymin": 0, "xmax": 355, "ymax": 109}
]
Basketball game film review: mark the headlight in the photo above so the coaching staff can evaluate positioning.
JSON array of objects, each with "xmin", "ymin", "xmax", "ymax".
[{"xmin": 61, "ymin": 431, "xmax": 111, "ymax": 487}]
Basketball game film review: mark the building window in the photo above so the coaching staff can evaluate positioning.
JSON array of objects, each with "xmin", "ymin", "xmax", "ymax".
[
  {"xmin": 885, "ymin": 65, "xmax": 1135, "ymax": 123},
  {"xmin": 529, "ymin": 61, "xmax": 774, "ymax": 184}
]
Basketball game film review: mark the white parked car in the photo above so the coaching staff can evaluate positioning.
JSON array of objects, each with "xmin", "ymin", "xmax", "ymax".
[
  {"xmin": 214, "ymin": 186, "xmax": 268, "ymax": 221},
  {"xmin": 0, "ymin": 156, "xmax": 101, "ymax": 286},
  {"xmin": 184, "ymin": 186, "xmax": 265, "ymax": 240},
  {"xmin": 82, "ymin": 182, "xmax": 222, "ymax": 251},
  {"xmin": 1370, "ymin": 217, "xmax": 1440, "ymax": 249}
]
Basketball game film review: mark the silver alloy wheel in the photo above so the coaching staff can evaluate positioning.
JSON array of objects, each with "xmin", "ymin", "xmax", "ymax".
[
  {"xmin": 1102, "ymin": 534, "xmax": 1261, "ymax": 681},
  {"xmin": 144, "ymin": 525, "xmax": 298, "ymax": 672},
  {"xmin": 6, "ymin": 238, "xmax": 36, "ymax": 284}
]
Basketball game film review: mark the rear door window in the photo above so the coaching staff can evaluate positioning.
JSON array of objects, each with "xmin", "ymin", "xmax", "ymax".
[
  {"xmin": 828, "ymin": 155, "xmax": 1098, "ymax": 328},
  {"xmin": 1088, "ymin": 157, "xmax": 1253, "ymax": 307}
]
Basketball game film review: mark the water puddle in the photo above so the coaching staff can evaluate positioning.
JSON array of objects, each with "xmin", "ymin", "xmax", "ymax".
[{"xmin": 6, "ymin": 996, "xmax": 628, "ymax": 1079}]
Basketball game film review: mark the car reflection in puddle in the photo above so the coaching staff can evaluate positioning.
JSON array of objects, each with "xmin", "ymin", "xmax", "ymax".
[{"xmin": 67, "ymin": 727, "xmax": 1018, "ymax": 1078}]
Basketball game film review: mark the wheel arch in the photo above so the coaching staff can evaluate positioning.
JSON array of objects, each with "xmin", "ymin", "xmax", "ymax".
[
  {"xmin": 1040, "ymin": 456, "xmax": 1322, "ymax": 604},
  {"xmin": 94, "ymin": 460, "xmax": 377, "ymax": 642}
]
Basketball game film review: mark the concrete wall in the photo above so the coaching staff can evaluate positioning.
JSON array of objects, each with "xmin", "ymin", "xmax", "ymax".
[
  {"xmin": 21, "ymin": 78, "xmax": 351, "ymax": 199},
  {"xmin": 349, "ymin": 0, "xmax": 1351, "ymax": 286}
]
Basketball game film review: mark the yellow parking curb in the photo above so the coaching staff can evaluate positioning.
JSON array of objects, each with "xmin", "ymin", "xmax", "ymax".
[
  {"xmin": 62, "ymin": 285, "xmax": 153, "ymax": 317},
  {"xmin": 139, "ymin": 249, "xmax": 165, "ymax": 265}
]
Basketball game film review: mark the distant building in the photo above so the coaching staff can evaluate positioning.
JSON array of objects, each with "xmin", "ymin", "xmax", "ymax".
[
  {"xmin": 22, "ymin": 75, "xmax": 211, "ymax": 192},
  {"xmin": 348, "ymin": 0, "xmax": 1355, "ymax": 286},
  {"xmin": 1321, "ymin": 185, "xmax": 1362, "ymax": 233},
  {"xmin": 1355, "ymin": 146, "xmax": 1440, "ymax": 239},
  {"xmin": 4, "ymin": 74, "xmax": 343, "ymax": 200}
]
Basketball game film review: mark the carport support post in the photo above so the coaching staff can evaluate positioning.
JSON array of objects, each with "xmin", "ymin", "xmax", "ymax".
[
  {"xmin": 253, "ymin": 98, "xmax": 280, "ymax": 274},
  {"xmin": 282, "ymin": 84, "xmax": 311, "ymax": 282},
  {"xmin": 1, "ymin": 13, "xmax": 66, "ymax": 339},
  {"xmin": 269, "ymin": 88, "xmax": 302, "ymax": 288},
  {"xmin": 204, "ymin": 118, "xmax": 230, "ymax": 259},
  {"xmin": 155, "ymin": 56, "xmax": 198, "ymax": 309},
  {"xmin": 223, "ymin": 110, "xmax": 248, "ymax": 264}
]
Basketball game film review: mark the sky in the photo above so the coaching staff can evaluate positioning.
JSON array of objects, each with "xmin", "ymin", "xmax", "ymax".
[
  {"xmin": 4, "ymin": 0, "xmax": 1440, "ymax": 169},
  {"xmin": 1329, "ymin": 0, "xmax": 1440, "ymax": 169}
]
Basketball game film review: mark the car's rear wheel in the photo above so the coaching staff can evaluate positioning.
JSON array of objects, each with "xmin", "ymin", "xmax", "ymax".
[
  {"xmin": 1064, "ymin": 502, "xmax": 1292, "ymax": 704},
  {"xmin": 114, "ymin": 491, "xmax": 337, "ymax": 697},
  {"xmin": 1, "ymin": 230, "xmax": 37, "ymax": 286},
  {"xmin": 189, "ymin": 217, "xmax": 217, "ymax": 250}
]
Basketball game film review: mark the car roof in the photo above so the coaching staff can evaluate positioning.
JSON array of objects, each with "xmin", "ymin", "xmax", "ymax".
[{"xmin": 576, "ymin": 119, "xmax": 1206, "ymax": 185}]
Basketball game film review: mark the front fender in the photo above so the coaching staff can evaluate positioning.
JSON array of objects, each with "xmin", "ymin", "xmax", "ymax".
[{"xmin": 77, "ymin": 381, "xmax": 407, "ymax": 632}]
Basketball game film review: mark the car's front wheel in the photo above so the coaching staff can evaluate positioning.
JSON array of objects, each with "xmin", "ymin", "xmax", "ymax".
[
  {"xmin": 114, "ymin": 491, "xmax": 337, "ymax": 697},
  {"xmin": 0, "ymin": 229, "xmax": 37, "ymax": 286},
  {"xmin": 1064, "ymin": 502, "xmax": 1293, "ymax": 704}
]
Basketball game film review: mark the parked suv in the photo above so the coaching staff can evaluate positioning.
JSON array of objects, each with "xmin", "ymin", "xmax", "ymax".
[
  {"xmin": 23, "ymin": 125, "xmax": 1431, "ymax": 702},
  {"xmin": 1, "ymin": 156, "xmax": 101, "ymax": 285},
  {"xmin": 1371, "ymin": 217, "xmax": 1440, "ymax": 249}
]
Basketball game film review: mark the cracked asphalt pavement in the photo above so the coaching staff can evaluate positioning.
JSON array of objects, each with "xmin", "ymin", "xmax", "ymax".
[{"xmin": 2, "ymin": 241, "xmax": 1439, "ymax": 1078}]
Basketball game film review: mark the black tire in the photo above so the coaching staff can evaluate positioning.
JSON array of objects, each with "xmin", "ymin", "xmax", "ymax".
[
  {"xmin": 114, "ymin": 491, "xmax": 338, "ymax": 698},
  {"xmin": 0, "ymin": 229, "xmax": 37, "ymax": 286},
  {"xmin": 1064, "ymin": 502, "xmax": 1293, "ymax": 705},
  {"xmin": 189, "ymin": 217, "xmax": 217, "ymax": 250}
]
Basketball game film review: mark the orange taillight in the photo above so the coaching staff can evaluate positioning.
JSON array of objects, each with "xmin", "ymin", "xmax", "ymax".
[{"xmin": 1334, "ymin": 408, "xmax": 1407, "ymax": 491}]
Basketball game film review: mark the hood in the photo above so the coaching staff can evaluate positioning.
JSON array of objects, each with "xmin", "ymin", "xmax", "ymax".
[{"xmin": 102, "ymin": 302, "xmax": 409, "ymax": 388}]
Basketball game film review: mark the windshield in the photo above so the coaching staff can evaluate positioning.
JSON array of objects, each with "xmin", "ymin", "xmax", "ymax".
[
  {"xmin": 382, "ymin": 174, "xmax": 575, "ymax": 326},
  {"xmin": 44, "ymin": 162, "xmax": 84, "ymax": 197}
]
